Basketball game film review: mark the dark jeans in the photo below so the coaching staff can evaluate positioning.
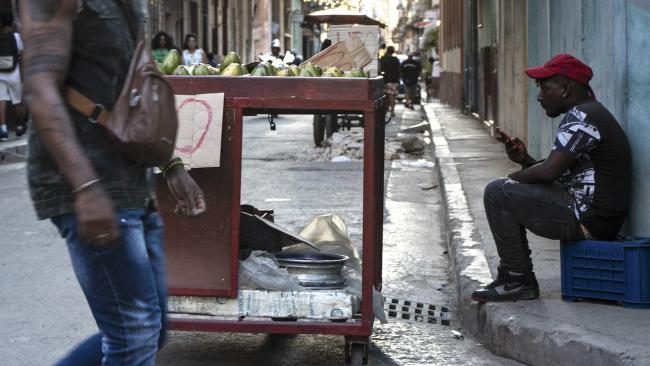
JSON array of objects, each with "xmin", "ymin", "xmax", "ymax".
[
  {"xmin": 484, "ymin": 178, "xmax": 585, "ymax": 273},
  {"xmin": 51, "ymin": 209, "xmax": 167, "ymax": 365}
]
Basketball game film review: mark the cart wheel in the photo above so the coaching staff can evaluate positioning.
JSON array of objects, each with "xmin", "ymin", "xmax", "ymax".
[
  {"xmin": 325, "ymin": 114, "xmax": 336, "ymax": 137},
  {"xmin": 346, "ymin": 344, "xmax": 366, "ymax": 365},
  {"xmin": 313, "ymin": 115, "xmax": 325, "ymax": 147}
]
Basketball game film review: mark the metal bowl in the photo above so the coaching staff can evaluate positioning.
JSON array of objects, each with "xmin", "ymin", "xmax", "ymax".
[{"xmin": 275, "ymin": 252, "xmax": 349, "ymax": 289}]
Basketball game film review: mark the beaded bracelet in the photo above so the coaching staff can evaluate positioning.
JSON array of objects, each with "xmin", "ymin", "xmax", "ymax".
[
  {"xmin": 161, "ymin": 157, "xmax": 184, "ymax": 178},
  {"xmin": 159, "ymin": 156, "xmax": 182, "ymax": 173}
]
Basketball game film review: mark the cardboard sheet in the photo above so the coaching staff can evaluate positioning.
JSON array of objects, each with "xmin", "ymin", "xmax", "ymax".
[
  {"xmin": 327, "ymin": 25, "xmax": 380, "ymax": 76},
  {"xmin": 303, "ymin": 34, "xmax": 372, "ymax": 71}
]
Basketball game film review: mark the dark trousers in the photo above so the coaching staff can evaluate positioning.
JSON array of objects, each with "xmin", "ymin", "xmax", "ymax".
[
  {"xmin": 484, "ymin": 178, "xmax": 585, "ymax": 273},
  {"xmin": 405, "ymin": 83, "xmax": 418, "ymax": 106}
]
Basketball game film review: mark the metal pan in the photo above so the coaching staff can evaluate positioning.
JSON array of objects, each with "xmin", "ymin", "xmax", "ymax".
[{"xmin": 275, "ymin": 252, "xmax": 349, "ymax": 289}]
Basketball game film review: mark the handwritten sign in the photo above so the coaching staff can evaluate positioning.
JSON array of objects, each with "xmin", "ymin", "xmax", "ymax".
[{"xmin": 174, "ymin": 93, "xmax": 224, "ymax": 168}]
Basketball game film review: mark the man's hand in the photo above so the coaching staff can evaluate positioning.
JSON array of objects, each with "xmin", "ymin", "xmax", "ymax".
[
  {"xmin": 166, "ymin": 166, "xmax": 206, "ymax": 217},
  {"xmin": 74, "ymin": 185, "xmax": 120, "ymax": 248},
  {"xmin": 495, "ymin": 129, "xmax": 530, "ymax": 165},
  {"xmin": 504, "ymin": 138, "xmax": 529, "ymax": 165}
]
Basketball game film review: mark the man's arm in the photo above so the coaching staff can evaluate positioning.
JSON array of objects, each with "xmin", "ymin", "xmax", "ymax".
[
  {"xmin": 508, "ymin": 150, "xmax": 575, "ymax": 184},
  {"xmin": 20, "ymin": 0, "xmax": 119, "ymax": 246}
]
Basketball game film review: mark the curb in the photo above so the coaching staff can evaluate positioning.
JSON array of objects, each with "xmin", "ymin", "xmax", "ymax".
[
  {"xmin": 422, "ymin": 103, "xmax": 646, "ymax": 366},
  {"xmin": 423, "ymin": 103, "xmax": 493, "ymax": 332}
]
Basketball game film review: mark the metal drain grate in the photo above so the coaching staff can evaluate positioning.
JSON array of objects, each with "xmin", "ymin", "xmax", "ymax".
[{"xmin": 383, "ymin": 297, "xmax": 453, "ymax": 325}]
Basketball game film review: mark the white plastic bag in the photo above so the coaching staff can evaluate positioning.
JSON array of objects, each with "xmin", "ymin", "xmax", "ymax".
[{"xmin": 238, "ymin": 251, "xmax": 300, "ymax": 291}]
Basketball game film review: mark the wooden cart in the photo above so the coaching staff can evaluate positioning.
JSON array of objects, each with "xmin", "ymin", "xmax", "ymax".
[{"xmin": 157, "ymin": 76, "xmax": 386, "ymax": 365}]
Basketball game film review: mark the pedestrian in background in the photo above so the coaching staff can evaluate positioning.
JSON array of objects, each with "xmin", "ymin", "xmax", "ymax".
[
  {"xmin": 151, "ymin": 31, "xmax": 177, "ymax": 64},
  {"xmin": 206, "ymin": 51, "xmax": 220, "ymax": 67},
  {"xmin": 0, "ymin": 12, "xmax": 26, "ymax": 141},
  {"xmin": 20, "ymin": 0, "xmax": 206, "ymax": 364},
  {"xmin": 182, "ymin": 33, "xmax": 207, "ymax": 65},
  {"xmin": 262, "ymin": 38, "xmax": 283, "ymax": 62},
  {"xmin": 379, "ymin": 45, "xmax": 400, "ymax": 117},
  {"xmin": 401, "ymin": 53, "xmax": 422, "ymax": 109},
  {"xmin": 428, "ymin": 57, "xmax": 440, "ymax": 101}
]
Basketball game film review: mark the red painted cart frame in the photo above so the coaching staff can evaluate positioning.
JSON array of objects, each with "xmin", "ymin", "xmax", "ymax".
[{"xmin": 157, "ymin": 76, "xmax": 386, "ymax": 345}]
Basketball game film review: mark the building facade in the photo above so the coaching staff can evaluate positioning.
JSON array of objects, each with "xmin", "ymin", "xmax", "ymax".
[
  {"xmin": 150, "ymin": 0, "xmax": 297, "ymax": 63},
  {"xmin": 438, "ymin": 0, "xmax": 463, "ymax": 108}
]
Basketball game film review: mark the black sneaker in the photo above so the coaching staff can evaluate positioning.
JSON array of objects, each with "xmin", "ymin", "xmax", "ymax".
[
  {"xmin": 15, "ymin": 123, "xmax": 27, "ymax": 137},
  {"xmin": 0, "ymin": 130, "xmax": 8, "ymax": 142},
  {"xmin": 472, "ymin": 268, "xmax": 540, "ymax": 303}
]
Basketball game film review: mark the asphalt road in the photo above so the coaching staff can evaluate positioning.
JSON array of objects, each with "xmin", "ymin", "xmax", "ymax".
[{"xmin": 0, "ymin": 107, "xmax": 520, "ymax": 365}]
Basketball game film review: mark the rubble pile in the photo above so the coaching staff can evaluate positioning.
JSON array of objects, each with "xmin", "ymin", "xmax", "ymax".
[
  {"xmin": 298, "ymin": 122, "xmax": 431, "ymax": 162},
  {"xmin": 300, "ymin": 131, "xmax": 365, "ymax": 162}
]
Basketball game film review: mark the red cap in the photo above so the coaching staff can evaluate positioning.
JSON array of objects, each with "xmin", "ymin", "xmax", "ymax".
[{"xmin": 526, "ymin": 54, "xmax": 595, "ymax": 98}]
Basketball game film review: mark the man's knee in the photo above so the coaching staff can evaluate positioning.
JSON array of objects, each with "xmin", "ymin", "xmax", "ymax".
[
  {"xmin": 484, "ymin": 178, "xmax": 510, "ymax": 204},
  {"xmin": 136, "ymin": 306, "xmax": 163, "ymax": 349}
]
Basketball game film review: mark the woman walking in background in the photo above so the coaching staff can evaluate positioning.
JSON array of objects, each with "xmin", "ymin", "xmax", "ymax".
[{"xmin": 182, "ymin": 33, "xmax": 207, "ymax": 66}]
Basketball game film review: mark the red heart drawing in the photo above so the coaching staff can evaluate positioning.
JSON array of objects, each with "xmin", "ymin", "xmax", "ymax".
[{"xmin": 175, "ymin": 97, "xmax": 214, "ymax": 154}]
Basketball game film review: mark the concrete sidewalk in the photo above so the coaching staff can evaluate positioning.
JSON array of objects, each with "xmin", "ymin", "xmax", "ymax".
[
  {"xmin": 424, "ymin": 101, "xmax": 650, "ymax": 366},
  {"xmin": 0, "ymin": 134, "xmax": 27, "ymax": 164}
]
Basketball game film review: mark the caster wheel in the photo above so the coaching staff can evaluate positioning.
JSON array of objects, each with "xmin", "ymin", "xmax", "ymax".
[{"xmin": 345, "ymin": 343, "xmax": 367, "ymax": 365}]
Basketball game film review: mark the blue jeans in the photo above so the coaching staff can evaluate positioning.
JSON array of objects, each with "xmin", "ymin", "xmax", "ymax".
[{"xmin": 51, "ymin": 209, "xmax": 168, "ymax": 366}]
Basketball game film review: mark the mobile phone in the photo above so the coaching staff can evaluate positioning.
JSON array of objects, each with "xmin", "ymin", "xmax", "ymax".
[{"xmin": 494, "ymin": 126, "xmax": 513, "ymax": 143}]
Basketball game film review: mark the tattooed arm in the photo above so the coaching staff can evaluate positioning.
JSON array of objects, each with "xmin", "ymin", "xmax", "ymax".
[{"xmin": 20, "ymin": 0, "xmax": 119, "ymax": 246}]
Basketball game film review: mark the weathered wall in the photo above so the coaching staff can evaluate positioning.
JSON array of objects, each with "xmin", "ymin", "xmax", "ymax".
[
  {"xmin": 496, "ymin": 0, "xmax": 527, "ymax": 142},
  {"xmin": 625, "ymin": 0, "xmax": 650, "ymax": 236},
  {"xmin": 526, "ymin": 0, "xmax": 650, "ymax": 236},
  {"xmin": 476, "ymin": 0, "xmax": 498, "ymax": 124},
  {"xmin": 440, "ymin": 71, "xmax": 463, "ymax": 108},
  {"xmin": 439, "ymin": 0, "xmax": 464, "ymax": 108},
  {"xmin": 253, "ymin": 0, "xmax": 273, "ymax": 59}
]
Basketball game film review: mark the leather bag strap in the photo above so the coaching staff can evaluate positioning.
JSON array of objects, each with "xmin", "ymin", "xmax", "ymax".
[{"xmin": 65, "ymin": 87, "xmax": 111, "ymax": 125}]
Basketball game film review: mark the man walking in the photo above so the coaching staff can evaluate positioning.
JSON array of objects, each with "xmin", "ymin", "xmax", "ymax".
[
  {"xmin": 379, "ymin": 45, "xmax": 400, "ymax": 116},
  {"xmin": 400, "ymin": 53, "xmax": 422, "ymax": 109},
  {"xmin": 20, "ymin": 1, "xmax": 206, "ymax": 364},
  {"xmin": 263, "ymin": 38, "xmax": 282, "ymax": 61},
  {"xmin": 472, "ymin": 54, "xmax": 630, "ymax": 302}
]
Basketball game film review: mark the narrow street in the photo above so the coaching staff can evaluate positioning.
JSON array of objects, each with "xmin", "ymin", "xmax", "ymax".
[{"xmin": 0, "ymin": 107, "xmax": 519, "ymax": 365}]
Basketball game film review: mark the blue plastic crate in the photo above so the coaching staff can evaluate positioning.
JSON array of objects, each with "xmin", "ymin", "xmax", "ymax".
[{"xmin": 561, "ymin": 238, "xmax": 650, "ymax": 308}]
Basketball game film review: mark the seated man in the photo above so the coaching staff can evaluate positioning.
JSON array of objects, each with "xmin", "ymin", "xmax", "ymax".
[{"xmin": 472, "ymin": 54, "xmax": 631, "ymax": 302}]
